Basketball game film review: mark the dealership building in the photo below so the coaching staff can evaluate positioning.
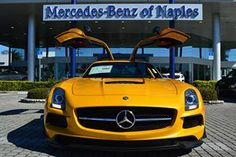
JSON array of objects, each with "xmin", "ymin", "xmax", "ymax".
[{"xmin": 0, "ymin": 0, "xmax": 236, "ymax": 82}]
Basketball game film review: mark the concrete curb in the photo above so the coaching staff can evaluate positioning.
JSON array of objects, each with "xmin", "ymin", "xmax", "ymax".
[
  {"xmin": 0, "ymin": 91, "xmax": 9, "ymax": 95},
  {"xmin": 20, "ymin": 98, "xmax": 45, "ymax": 103},
  {"xmin": 17, "ymin": 91, "xmax": 28, "ymax": 95},
  {"xmin": 0, "ymin": 91, "xmax": 28, "ymax": 95},
  {"xmin": 204, "ymin": 100, "xmax": 224, "ymax": 105}
]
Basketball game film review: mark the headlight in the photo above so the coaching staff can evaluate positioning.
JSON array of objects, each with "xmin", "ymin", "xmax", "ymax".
[
  {"xmin": 185, "ymin": 89, "xmax": 198, "ymax": 111},
  {"xmin": 52, "ymin": 88, "xmax": 65, "ymax": 110}
]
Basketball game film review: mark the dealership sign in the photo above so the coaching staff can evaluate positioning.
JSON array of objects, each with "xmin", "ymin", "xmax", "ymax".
[{"xmin": 43, "ymin": 4, "xmax": 203, "ymax": 21}]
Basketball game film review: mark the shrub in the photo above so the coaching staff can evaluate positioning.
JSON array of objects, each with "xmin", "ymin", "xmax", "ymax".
[
  {"xmin": 27, "ymin": 88, "xmax": 50, "ymax": 99},
  {"xmin": 0, "ymin": 81, "xmax": 56, "ymax": 91},
  {"xmin": 193, "ymin": 80, "xmax": 218, "ymax": 101},
  {"xmin": 197, "ymin": 87, "xmax": 218, "ymax": 101},
  {"xmin": 193, "ymin": 80, "xmax": 217, "ymax": 89}
]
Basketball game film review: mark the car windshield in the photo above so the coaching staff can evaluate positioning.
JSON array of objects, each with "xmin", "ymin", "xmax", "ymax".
[{"xmin": 83, "ymin": 62, "xmax": 161, "ymax": 78}]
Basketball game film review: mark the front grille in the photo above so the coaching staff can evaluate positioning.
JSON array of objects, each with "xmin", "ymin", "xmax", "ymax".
[{"xmin": 76, "ymin": 107, "xmax": 177, "ymax": 132}]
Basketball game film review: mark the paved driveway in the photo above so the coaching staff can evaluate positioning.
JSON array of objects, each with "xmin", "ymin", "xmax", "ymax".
[{"xmin": 0, "ymin": 92, "xmax": 235, "ymax": 157}]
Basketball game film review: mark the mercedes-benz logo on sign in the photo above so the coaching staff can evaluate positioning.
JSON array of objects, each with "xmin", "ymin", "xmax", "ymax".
[{"xmin": 116, "ymin": 110, "xmax": 135, "ymax": 129}]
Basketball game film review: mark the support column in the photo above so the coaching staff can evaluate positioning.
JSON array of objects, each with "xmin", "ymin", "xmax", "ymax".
[
  {"xmin": 70, "ymin": 0, "xmax": 77, "ymax": 78},
  {"xmin": 27, "ymin": 11, "xmax": 35, "ymax": 81},
  {"xmin": 169, "ymin": 0, "xmax": 175, "ymax": 79},
  {"xmin": 213, "ymin": 14, "xmax": 221, "ymax": 81},
  {"xmin": 38, "ymin": 59, "xmax": 42, "ymax": 81},
  {"xmin": 199, "ymin": 48, "xmax": 202, "ymax": 59}
]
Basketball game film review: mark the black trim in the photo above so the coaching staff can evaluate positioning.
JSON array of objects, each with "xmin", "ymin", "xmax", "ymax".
[
  {"xmin": 49, "ymin": 135, "xmax": 203, "ymax": 152},
  {"xmin": 183, "ymin": 115, "xmax": 204, "ymax": 129},
  {"xmin": 46, "ymin": 113, "xmax": 67, "ymax": 128}
]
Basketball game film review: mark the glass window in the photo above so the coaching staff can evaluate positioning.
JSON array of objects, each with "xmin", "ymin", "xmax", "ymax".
[
  {"xmin": 11, "ymin": 48, "xmax": 25, "ymax": 61},
  {"xmin": 225, "ymin": 49, "xmax": 236, "ymax": 61},
  {"xmin": 193, "ymin": 64, "xmax": 210, "ymax": 81},
  {"xmin": 144, "ymin": 48, "xmax": 169, "ymax": 57},
  {"xmin": 76, "ymin": 48, "xmax": 103, "ymax": 56},
  {"xmin": 0, "ymin": 45, "xmax": 9, "ymax": 66}
]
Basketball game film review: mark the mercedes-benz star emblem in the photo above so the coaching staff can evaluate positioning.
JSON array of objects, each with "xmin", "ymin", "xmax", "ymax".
[{"xmin": 116, "ymin": 110, "xmax": 135, "ymax": 129}]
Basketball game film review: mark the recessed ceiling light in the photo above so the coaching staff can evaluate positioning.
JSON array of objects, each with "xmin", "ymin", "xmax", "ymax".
[
  {"xmin": 199, "ymin": 21, "xmax": 203, "ymax": 24},
  {"xmin": 10, "ymin": 26, "xmax": 14, "ymax": 29},
  {"xmin": 95, "ymin": 21, "xmax": 98, "ymax": 24},
  {"xmin": 121, "ymin": 27, "xmax": 125, "ymax": 30},
  {"xmin": 49, "ymin": 27, "xmax": 53, "ymax": 30},
  {"xmin": 98, "ymin": 27, "xmax": 102, "ymax": 30},
  {"xmin": 148, "ymin": 21, "xmax": 151, "ymax": 24},
  {"xmin": 121, "ymin": 21, "xmax": 125, "ymax": 24}
]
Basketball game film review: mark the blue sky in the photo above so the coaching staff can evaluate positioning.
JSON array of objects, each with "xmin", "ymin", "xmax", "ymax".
[{"xmin": 0, "ymin": 45, "xmax": 8, "ymax": 54}]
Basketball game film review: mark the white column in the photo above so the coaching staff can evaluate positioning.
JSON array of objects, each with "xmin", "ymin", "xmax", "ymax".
[
  {"xmin": 213, "ymin": 14, "xmax": 221, "ymax": 81},
  {"xmin": 27, "ymin": 12, "xmax": 35, "ymax": 81}
]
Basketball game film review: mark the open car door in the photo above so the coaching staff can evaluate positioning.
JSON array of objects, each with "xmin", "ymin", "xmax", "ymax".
[
  {"xmin": 130, "ymin": 28, "xmax": 190, "ymax": 61},
  {"xmin": 55, "ymin": 28, "xmax": 114, "ymax": 60}
]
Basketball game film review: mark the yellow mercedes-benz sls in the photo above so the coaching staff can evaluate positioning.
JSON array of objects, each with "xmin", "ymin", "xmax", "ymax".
[{"xmin": 44, "ymin": 28, "xmax": 206, "ymax": 155}]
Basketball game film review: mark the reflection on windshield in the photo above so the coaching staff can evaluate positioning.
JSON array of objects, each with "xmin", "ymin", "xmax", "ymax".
[{"xmin": 83, "ymin": 62, "xmax": 160, "ymax": 78}]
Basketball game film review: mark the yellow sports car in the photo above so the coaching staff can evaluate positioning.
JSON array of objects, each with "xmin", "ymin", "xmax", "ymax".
[{"xmin": 44, "ymin": 28, "xmax": 206, "ymax": 155}]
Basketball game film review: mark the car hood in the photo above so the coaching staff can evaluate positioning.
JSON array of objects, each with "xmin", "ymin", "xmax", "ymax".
[{"xmin": 72, "ymin": 78, "xmax": 177, "ymax": 96}]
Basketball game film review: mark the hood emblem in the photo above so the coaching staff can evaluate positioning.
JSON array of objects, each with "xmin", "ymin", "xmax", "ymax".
[
  {"xmin": 123, "ymin": 96, "xmax": 129, "ymax": 100},
  {"xmin": 116, "ymin": 110, "xmax": 135, "ymax": 129}
]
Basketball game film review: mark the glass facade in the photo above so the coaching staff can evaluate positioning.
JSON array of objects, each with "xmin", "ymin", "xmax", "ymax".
[
  {"xmin": 193, "ymin": 64, "xmax": 211, "ymax": 81},
  {"xmin": 0, "ymin": 45, "xmax": 9, "ymax": 67},
  {"xmin": 225, "ymin": 48, "xmax": 236, "ymax": 61},
  {"xmin": 36, "ymin": 45, "xmax": 217, "ymax": 81}
]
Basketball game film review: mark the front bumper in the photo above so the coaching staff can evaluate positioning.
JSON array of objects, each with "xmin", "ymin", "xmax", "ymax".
[
  {"xmin": 49, "ymin": 135, "xmax": 203, "ymax": 152},
  {"xmin": 44, "ymin": 95, "xmax": 206, "ymax": 149}
]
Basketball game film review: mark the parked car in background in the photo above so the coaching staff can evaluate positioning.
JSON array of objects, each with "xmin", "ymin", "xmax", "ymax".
[
  {"xmin": 216, "ymin": 69, "xmax": 236, "ymax": 98},
  {"xmin": 162, "ymin": 72, "xmax": 185, "ymax": 82},
  {"xmin": 0, "ymin": 70, "xmax": 27, "ymax": 80}
]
